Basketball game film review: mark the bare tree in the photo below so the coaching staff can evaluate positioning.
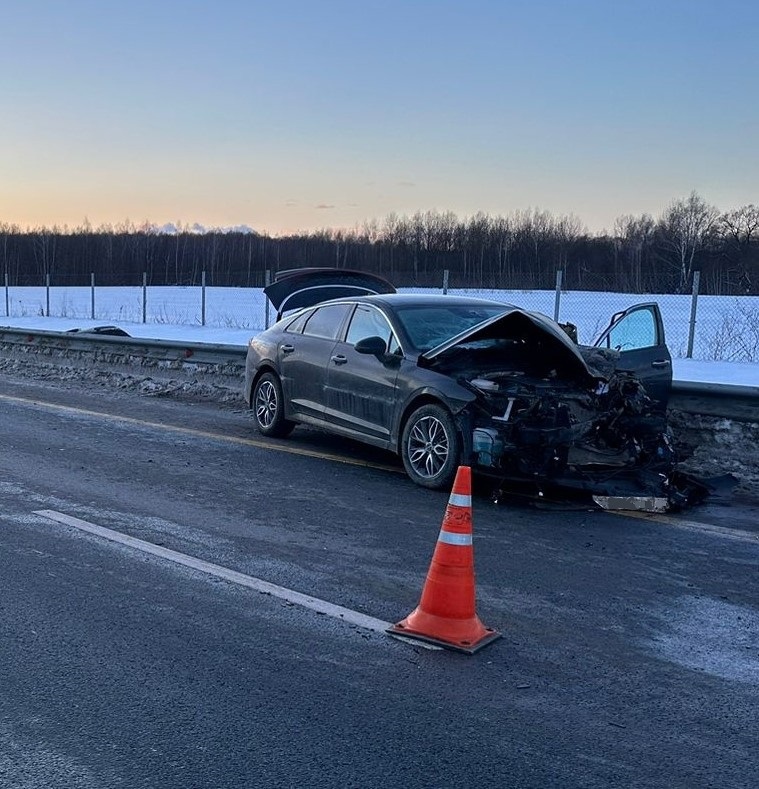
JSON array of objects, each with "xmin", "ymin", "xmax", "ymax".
[
  {"xmin": 711, "ymin": 204, "xmax": 759, "ymax": 293},
  {"xmin": 381, "ymin": 212, "xmax": 403, "ymax": 278},
  {"xmin": 465, "ymin": 212, "xmax": 491, "ymax": 286},
  {"xmin": 659, "ymin": 191, "xmax": 719, "ymax": 290},
  {"xmin": 614, "ymin": 213, "xmax": 655, "ymax": 291},
  {"xmin": 491, "ymin": 215, "xmax": 515, "ymax": 281},
  {"xmin": 512, "ymin": 209, "xmax": 554, "ymax": 288},
  {"xmin": 718, "ymin": 205, "xmax": 759, "ymax": 262},
  {"xmin": 719, "ymin": 205, "xmax": 759, "ymax": 247},
  {"xmin": 31, "ymin": 226, "xmax": 58, "ymax": 281},
  {"xmin": 553, "ymin": 213, "xmax": 584, "ymax": 272}
]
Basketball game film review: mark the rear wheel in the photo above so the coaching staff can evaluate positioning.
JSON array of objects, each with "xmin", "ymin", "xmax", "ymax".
[
  {"xmin": 401, "ymin": 404, "xmax": 461, "ymax": 490},
  {"xmin": 252, "ymin": 372, "xmax": 295, "ymax": 438}
]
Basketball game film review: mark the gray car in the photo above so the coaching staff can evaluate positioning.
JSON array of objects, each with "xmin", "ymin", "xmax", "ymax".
[{"xmin": 243, "ymin": 270, "xmax": 703, "ymax": 510}]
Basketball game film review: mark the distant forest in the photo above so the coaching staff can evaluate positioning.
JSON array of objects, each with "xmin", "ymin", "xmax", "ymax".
[{"xmin": 2, "ymin": 192, "xmax": 757, "ymax": 295}]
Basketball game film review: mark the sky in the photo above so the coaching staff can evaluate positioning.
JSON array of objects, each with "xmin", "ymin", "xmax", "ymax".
[{"xmin": 1, "ymin": 0, "xmax": 757, "ymax": 236}]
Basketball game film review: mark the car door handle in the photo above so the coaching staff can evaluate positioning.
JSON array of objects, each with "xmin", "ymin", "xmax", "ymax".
[
  {"xmin": 651, "ymin": 359, "xmax": 671, "ymax": 369},
  {"xmin": 281, "ymin": 344, "xmax": 295, "ymax": 354},
  {"xmin": 330, "ymin": 354, "xmax": 348, "ymax": 365}
]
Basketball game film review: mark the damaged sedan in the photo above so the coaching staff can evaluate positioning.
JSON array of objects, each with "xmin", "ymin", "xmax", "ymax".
[{"xmin": 245, "ymin": 269, "xmax": 704, "ymax": 510}]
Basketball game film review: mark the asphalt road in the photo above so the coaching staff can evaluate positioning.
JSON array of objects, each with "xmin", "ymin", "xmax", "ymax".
[{"xmin": 1, "ymin": 376, "xmax": 758, "ymax": 789}]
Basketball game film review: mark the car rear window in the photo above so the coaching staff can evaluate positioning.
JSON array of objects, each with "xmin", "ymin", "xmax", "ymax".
[{"xmin": 284, "ymin": 310, "xmax": 312, "ymax": 333}]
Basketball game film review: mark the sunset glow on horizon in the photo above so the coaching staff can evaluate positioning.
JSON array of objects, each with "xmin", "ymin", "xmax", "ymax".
[{"xmin": 1, "ymin": 0, "xmax": 757, "ymax": 236}]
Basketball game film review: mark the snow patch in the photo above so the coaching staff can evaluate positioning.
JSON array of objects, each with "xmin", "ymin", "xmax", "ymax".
[{"xmin": 647, "ymin": 596, "xmax": 759, "ymax": 685}]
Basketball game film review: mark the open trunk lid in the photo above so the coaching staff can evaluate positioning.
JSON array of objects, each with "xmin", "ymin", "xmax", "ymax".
[{"xmin": 264, "ymin": 268, "xmax": 396, "ymax": 319}]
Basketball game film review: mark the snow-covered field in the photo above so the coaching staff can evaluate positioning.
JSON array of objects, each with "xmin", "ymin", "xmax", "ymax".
[{"xmin": 2, "ymin": 284, "xmax": 759, "ymax": 387}]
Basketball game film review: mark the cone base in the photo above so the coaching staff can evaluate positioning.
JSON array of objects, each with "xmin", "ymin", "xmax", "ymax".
[{"xmin": 388, "ymin": 612, "xmax": 501, "ymax": 654}]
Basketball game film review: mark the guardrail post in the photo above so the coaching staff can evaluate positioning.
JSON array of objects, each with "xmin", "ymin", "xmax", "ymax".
[
  {"xmin": 554, "ymin": 269, "xmax": 563, "ymax": 322},
  {"xmin": 687, "ymin": 270, "xmax": 701, "ymax": 359},
  {"xmin": 442, "ymin": 269, "xmax": 449, "ymax": 295},
  {"xmin": 4, "ymin": 268, "xmax": 8, "ymax": 317},
  {"xmin": 142, "ymin": 272, "xmax": 147, "ymax": 324},
  {"xmin": 201, "ymin": 270, "xmax": 206, "ymax": 326},
  {"xmin": 46, "ymin": 273, "xmax": 50, "ymax": 317},
  {"xmin": 264, "ymin": 269, "xmax": 271, "ymax": 329},
  {"xmin": 90, "ymin": 273, "xmax": 95, "ymax": 320}
]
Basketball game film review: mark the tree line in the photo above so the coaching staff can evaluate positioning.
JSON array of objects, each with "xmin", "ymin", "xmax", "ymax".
[{"xmin": 2, "ymin": 192, "xmax": 757, "ymax": 295}]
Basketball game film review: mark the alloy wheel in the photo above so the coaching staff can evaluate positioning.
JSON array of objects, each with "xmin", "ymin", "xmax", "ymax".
[
  {"xmin": 407, "ymin": 415, "xmax": 450, "ymax": 479},
  {"xmin": 255, "ymin": 379, "xmax": 278, "ymax": 429}
]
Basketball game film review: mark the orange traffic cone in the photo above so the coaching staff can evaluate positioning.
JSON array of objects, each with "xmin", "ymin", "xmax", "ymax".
[{"xmin": 388, "ymin": 466, "xmax": 501, "ymax": 654}]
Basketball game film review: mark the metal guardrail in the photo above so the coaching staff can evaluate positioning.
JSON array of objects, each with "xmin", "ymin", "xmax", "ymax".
[
  {"xmin": 669, "ymin": 381, "xmax": 759, "ymax": 422},
  {"xmin": 1, "ymin": 326, "xmax": 758, "ymax": 422},
  {"xmin": 0, "ymin": 326, "xmax": 246, "ymax": 368}
]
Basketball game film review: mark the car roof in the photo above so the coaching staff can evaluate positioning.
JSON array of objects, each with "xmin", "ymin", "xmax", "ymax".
[{"xmin": 326, "ymin": 292, "xmax": 514, "ymax": 310}]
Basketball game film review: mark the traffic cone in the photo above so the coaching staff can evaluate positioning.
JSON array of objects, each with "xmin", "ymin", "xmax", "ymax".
[{"xmin": 388, "ymin": 466, "xmax": 501, "ymax": 654}]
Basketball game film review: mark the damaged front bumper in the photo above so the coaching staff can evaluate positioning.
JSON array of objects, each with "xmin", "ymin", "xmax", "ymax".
[
  {"xmin": 592, "ymin": 495, "xmax": 669, "ymax": 513},
  {"xmin": 461, "ymin": 407, "xmax": 712, "ymax": 513},
  {"xmin": 482, "ymin": 465, "xmax": 713, "ymax": 513}
]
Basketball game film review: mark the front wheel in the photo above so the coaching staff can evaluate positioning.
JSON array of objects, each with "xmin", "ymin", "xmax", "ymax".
[
  {"xmin": 401, "ymin": 404, "xmax": 461, "ymax": 490},
  {"xmin": 252, "ymin": 372, "xmax": 295, "ymax": 438}
]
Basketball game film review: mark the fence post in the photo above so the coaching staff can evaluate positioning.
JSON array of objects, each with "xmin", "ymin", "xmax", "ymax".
[
  {"xmin": 442, "ymin": 269, "xmax": 449, "ymax": 295},
  {"xmin": 4, "ymin": 268, "xmax": 8, "ymax": 318},
  {"xmin": 264, "ymin": 269, "xmax": 271, "ymax": 329},
  {"xmin": 553, "ymin": 269, "xmax": 563, "ymax": 322},
  {"xmin": 201, "ymin": 270, "xmax": 206, "ymax": 326},
  {"xmin": 686, "ymin": 270, "xmax": 701, "ymax": 359},
  {"xmin": 46, "ymin": 273, "xmax": 50, "ymax": 317},
  {"xmin": 90, "ymin": 273, "xmax": 95, "ymax": 320},
  {"xmin": 142, "ymin": 272, "xmax": 147, "ymax": 323}
]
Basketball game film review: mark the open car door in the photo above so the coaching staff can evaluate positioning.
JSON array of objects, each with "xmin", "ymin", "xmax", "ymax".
[{"xmin": 594, "ymin": 302, "xmax": 672, "ymax": 410}]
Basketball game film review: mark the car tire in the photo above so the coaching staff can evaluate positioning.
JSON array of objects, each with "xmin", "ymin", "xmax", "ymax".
[
  {"xmin": 252, "ymin": 372, "xmax": 295, "ymax": 438},
  {"xmin": 401, "ymin": 403, "xmax": 461, "ymax": 490}
]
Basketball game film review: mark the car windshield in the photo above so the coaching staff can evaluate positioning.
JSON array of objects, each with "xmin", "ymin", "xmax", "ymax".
[{"xmin": 393, "ymin": 304, "xmax": 507, "ymax": 351}]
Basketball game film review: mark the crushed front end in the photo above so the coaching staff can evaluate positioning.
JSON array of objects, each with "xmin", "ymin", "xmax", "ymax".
[{"xmin": 460, "ymin": 371, "xmax": 707, "ymax": 512}]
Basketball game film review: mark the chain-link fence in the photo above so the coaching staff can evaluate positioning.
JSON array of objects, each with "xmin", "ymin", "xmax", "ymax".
[
  {"xmin": 3, "ymin": 269, "xmax": 759, "ymax": 362},
  {"xmin": 2, "ymin": 273, "xmax": 270, "ymax": 333},
  {"xmin": 406, "ymin": 269, "xmax": 759, "ymax": 363}
]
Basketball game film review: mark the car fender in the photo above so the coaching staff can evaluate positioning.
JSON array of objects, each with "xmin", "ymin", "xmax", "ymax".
[
  {"xmin": 391, "ymin": 381, "xmax": 475, "ymax": 449},
  {"xmin": 244, "ymin": 350, "xmax": 280, "ymax": 405}
]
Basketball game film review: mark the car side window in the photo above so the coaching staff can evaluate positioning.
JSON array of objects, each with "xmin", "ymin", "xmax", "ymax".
[
  {"xmin": 284, "ymin": 310, "xmax": 312, "ymax": 334},
  {"xmin": 302, "ymin": 304, "xmax": 352, "ymax": 340},
  {"xmin": 605, "ymin": 306, "xmax": 657, "ymax": 350},
  {"xmin": 346, "ymin": 305, "xmax": 400, "ymax": 354}
]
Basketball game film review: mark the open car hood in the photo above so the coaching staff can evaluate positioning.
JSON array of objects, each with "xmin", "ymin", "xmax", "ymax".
[
  {"xmin": 264, "ymin": 268, "xmax": 396, "ymax": 317},
  {"xmin": 420, "ymin": 308, "xmax": 601, "ymax": 383}
]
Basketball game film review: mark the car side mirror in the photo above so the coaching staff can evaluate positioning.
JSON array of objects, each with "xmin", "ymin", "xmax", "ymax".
[{"xmin": 354, "ymin": 336, "xmax": 387, "ymax": 356}]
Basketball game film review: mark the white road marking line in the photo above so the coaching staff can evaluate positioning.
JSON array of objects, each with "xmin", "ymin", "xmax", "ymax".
[
  {"xmin": 34, "ymin": 508, "xmax": 398, "ymax": 634},
  {"xmin": 0, "ymin": 393, "xmax": 402, "ymax": 473},
  {"xmin": 611, "ymin": 510, "xmax": 759, "ymax": 544}
]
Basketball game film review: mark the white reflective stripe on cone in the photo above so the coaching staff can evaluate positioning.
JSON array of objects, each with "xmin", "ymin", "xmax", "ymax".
[
  {"xmin": 448, "ymin": 493, "xmax": 472, "ymax": 507},
  {"xmin": 438, "ymin": 530, "xmax": 473, "ymax": 546}
]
